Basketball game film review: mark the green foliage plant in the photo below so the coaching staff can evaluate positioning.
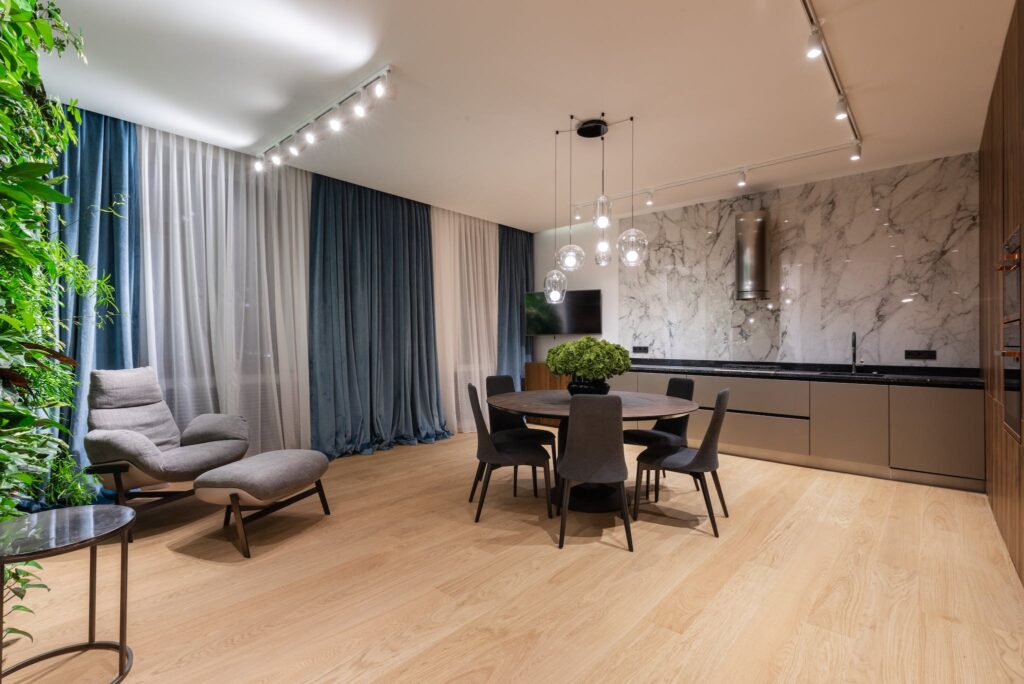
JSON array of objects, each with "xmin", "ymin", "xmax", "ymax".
[
  {"xmin": 545, "ymin": 336, "xmax": 631, "ymax": 381},
  {"xmin": 0, "ymin": 0, "xmax": 109, "ymax": 650}
]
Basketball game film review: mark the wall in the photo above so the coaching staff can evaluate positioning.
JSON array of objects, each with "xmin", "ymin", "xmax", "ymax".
[{"xmin": 534, "ymin": 153, "xmax": 980, "ymax": 368}]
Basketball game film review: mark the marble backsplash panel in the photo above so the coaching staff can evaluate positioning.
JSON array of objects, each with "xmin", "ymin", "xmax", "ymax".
[{"xmin": 619, "ymin": 153, "xmax": 979, "ymax": 367}]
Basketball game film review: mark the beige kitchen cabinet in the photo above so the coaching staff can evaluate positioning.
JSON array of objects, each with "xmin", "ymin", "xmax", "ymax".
[
  {"xmin": 810, "ymin": 382, "xmax": 889, "ymax": 469},
  {"xmin": 889, "ymin": 386, "xmax": 985, "ymax": 481}
]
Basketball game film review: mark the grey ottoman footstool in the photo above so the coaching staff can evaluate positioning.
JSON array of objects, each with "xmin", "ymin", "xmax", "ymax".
[{"xmin": 194, "ymin": 449, "xmax": 330, "ymax": 557}]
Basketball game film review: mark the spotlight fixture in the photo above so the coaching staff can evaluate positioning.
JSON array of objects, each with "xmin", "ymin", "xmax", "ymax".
[
  {"xmin": 304, "ymin": 129, "xmax": 316, "ymax": 145},
  {"xmin": 270, "ymin": 152, "xmax": 282, "ymax": 166},
  {"xmin": 373, "ymin": 71, "xmax": 390, "ymax": 98},
  {"xmin": 737, "ymin": 170, "xmax": 747, "ymax": 188},
  {"xmin": 353, "ymin": 88, "xmax": 371, "ymax": 118},
  {"xmin": 644, "ymin": 190, "xmax": 654, "ymax": 207},
  {"xmin": 834, "ymin": 97, "xmax": 849, "ymax": 120},
  {"xmin": 849, "ymin": 141, "xmax": 862, "ymax": 161},
  {"xmin": 288, "ymin": 144, "xmax": 301, "ymax": 157},
  {"xmin": 806, "ymin": 26, "xmax": 824, "ymax": 59},
  {"xmin": 574, "ymin": 206, "xmax": 582, "ymax": 221},
  {"xmin": 328, "ymin": 116, "xmax": 343, "ymax": 132},
  {"xmin": 253, "ymin": 159, "xmax": 265, "ymax": 172}
]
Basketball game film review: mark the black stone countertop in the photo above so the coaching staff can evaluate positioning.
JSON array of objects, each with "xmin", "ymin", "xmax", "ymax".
[{"xmin": 628, "ymin": 359, "xmax": 983, "ymax": 390}]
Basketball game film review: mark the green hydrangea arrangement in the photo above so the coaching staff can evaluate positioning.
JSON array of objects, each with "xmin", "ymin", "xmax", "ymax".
[{"xmin": 546, "ymin": 336, "xmax": 631, "ymax": 381}]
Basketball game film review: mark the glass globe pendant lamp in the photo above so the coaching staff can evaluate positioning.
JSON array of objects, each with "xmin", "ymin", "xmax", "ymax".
[
  {"xmin": 544, "ymin": 269, "xmax": 567, "ymax": 303},
  {"xmin": 594, "ymin": 236, "xmax": 612, "ymax": 267},
  {"xmin": 593, "ymin": 195, "xmax": 611, "ymax": 229},
  {"xmin": 617, "ymin": 228, "xmax": 649, "ymax": 267},
  {"xmin": 556, "ymin": 243, "xmax": 585, "ymax": 272}
]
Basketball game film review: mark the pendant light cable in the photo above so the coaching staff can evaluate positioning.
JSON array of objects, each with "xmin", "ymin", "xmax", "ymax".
[
  {"xmin": 631, "ymin": 116, "xmax": 635, "ymax": 229},
  {"xmin": 568, "ymin": 115, "xmax": 573, "ymax": 244}
]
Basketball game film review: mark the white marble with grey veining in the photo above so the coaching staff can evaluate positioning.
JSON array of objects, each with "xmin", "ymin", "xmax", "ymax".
[{"xmin": 619, "ymin": 153, "xmax": 979, "ymax": 367}]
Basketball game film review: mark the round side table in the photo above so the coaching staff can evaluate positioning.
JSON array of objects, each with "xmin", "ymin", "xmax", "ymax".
[{"xmin": 0, "ymin": 505, "xmax": 135, "ymax": 683}]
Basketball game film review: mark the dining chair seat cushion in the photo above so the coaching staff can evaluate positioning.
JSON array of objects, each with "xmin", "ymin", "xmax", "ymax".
[
  {"xmin": 194, "ymin": 449, "xmax": 329, "ymax": 506},
  {"xmin": 492, "ymin": 427, "xmax": 555, "ymax": 445},
  {"xmin": 623, "ymin": 428, "xmax": 685, "ymax": 449},
  {"xmin": 488, "ymin": 436, "xmax": 551, "ymax": 467},
  {"xmin": 637, "ymin": 446, "xmax": 702, "ymax": 472}
]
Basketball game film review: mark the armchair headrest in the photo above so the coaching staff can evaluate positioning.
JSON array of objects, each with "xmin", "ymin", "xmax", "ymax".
[{"xmin": 89, "ymin": 367, "xmax": 165, "ymax": 409}]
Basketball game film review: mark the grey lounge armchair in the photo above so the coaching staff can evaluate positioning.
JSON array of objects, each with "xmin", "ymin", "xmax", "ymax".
[{"xmin": 84, "ymin": 367, "xmax": 249, "ymax": 519}]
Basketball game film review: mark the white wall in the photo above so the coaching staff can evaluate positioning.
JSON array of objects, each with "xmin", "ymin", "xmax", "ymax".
[{"xmin": 532, "ymin": 228, "xmax": 619, "ymax": 361}]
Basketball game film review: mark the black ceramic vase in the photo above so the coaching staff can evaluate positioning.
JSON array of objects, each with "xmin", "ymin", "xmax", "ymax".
[{"xmin": 567, "ymin": 376, "xmax": 611, "ymax": 396}]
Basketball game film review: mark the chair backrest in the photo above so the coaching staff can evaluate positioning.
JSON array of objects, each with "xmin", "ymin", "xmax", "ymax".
[
  {"xmin": 467, "ymin": 383, "xmax": 506, "ymax": 465},
  {"xmin": 689, "ymin": 389, "xmax": 730, "ymax": 471},
  {"xmin": 559, "ymin": 394, "xmax": 628, "ymax": 484},
  {"xmin": 652, "ymin": 377, "xmax": 695, "ymax": 439},
  {"xmin": 88, "ymin": 367, "xmax": 180, "ymax": 451},
  {"xmin": 486, "ymin": 375, "xmax": 527, "ymax": 432}
]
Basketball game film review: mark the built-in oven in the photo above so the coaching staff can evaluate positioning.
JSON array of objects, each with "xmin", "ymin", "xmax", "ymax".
[{"xmin": 1002, "ymin": 229, "xmax": 1022, "ymax": 435}]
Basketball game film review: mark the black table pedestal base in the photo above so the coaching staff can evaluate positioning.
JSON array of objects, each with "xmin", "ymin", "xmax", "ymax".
[{"xmin": 566, "ymin": 483, "xmax": 623, "ymax": 513}]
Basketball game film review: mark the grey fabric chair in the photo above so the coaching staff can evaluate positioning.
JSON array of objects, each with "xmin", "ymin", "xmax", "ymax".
[
  {"xmin": 557, "ymin": 395, "xmax": 633, "ymax": 552},
  {"xmin": 467, "ymin": 384, "xmax": 553, "ymax": 522},
  {"xmin": 84, "ymin": 367, "xmax": 249, "ymax": 517},
  {"xmin": 633, "ymin": 389, "xmax": 730, "ymax": 537},
  {"xmin": 469, "ymin": 375, "xmax": 556, "ymax": 501},
  {"xmin": 624, "ymin": 377, "xmax": 696, "ymax": 499}
]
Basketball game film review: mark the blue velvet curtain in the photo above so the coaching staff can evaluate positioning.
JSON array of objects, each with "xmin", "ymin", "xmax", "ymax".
[
  {"xmin": 497, "ymin": 225, "xmax": 533, "ymax": 389},
  {"xmin": 308, "ymin": 174, "xmax": 449, "ymax": 456},
  {"xmin": 50, "ymin": 109, "xmax": 140, "ymax": 465}
]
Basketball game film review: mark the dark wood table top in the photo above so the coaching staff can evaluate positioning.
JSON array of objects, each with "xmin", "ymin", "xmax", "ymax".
[
  {"xmin": 487, "ymin": 390, "xmax": 699, "ymax": 421},
  {"xmin": 0, "ymin": 505, "xmax": 135, "ymax": 563}
]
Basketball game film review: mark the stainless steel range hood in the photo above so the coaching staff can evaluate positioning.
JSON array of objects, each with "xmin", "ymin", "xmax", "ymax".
[{"xmin": 735, "ymin": 210, "xmax": 769, "ymax": 300}]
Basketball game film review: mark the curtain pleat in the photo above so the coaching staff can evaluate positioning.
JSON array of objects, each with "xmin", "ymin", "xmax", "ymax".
[
  {"xmin": 430, "ymin": 207, "xmax": 500, "ymax": 432},
  {"xmin": 50, "ymin": 109, "xmax": 140, "ymax": 466},
  {"xmin": 497, "ymin": 226, "xmax": 534, "ymax": 389},
  {"xmin": 308, "ymin": 174, "xmax": 448, "ymax": 456},
  {"xmin": 137, "ymin": 127, "xmax": 312, "ymax": 454}
]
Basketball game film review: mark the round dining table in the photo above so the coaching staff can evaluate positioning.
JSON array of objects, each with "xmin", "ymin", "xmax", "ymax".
[{"xmin": 487, "ymin": 389, "xmax": 699, "ymax": 512}]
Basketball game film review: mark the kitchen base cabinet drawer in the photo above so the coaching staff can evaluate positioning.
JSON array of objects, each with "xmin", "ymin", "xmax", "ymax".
[
  {"xmin": 690, "ymin": 409, "xmax": 810, "ymax": 459},
  {"xmin": 810, "ymin": 383, "xmax": 889, "ymax": 467}
]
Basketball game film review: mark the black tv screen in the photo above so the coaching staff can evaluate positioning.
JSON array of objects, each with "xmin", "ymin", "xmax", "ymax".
[{"xmin": 525, "ymin": 289, "xmax": 602, "ymax": 336}]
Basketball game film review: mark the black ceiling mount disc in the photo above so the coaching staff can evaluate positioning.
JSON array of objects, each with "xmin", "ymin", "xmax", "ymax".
[{"xmin": 576, "ymin": 119, "xmax": 608, "ymax": 138}]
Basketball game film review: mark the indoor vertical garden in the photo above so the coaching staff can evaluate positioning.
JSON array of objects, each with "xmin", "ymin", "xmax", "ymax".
[{"xmin": 0, "ymin": 0, "xmax": 107, "ymax": 647}]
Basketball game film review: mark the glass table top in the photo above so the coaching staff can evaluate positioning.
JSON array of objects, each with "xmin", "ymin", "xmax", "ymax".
[{"xmin": 0, "ymin": 505, "xmax": 135, "ymax": 562}]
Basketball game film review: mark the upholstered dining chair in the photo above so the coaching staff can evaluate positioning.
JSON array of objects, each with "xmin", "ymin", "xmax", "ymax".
[
  {"xmin": 467, "ymin": 384, "xmax": 553, "ymax": 522},
  {"xmin": 557, "ymin": 394, "xmax": 633, "ymax": 552},
  {"xmin": 84, "ymin": 367, "xmax": 249, "ymax": 528},
  {"xmin": 623, "ymin": 377, "xmax": 696, "ymax": 500},
  {"xmin": 633, "ymin": 389, "xmax": 730, "ymax": 537},
  {"xmin": 470, "ymin": 375, "xmax": 557, "ymax": 501}
]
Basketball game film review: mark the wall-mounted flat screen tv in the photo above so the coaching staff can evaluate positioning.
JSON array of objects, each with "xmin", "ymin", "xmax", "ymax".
[{"xmin": 524, "ymin": 289, "xmax": 602, "ymax": 336}]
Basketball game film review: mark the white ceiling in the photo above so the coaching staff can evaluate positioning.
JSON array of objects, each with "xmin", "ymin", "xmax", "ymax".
[{"xmin": 41, "ymin": 0, "xmax": 1013, "ymax": 231}]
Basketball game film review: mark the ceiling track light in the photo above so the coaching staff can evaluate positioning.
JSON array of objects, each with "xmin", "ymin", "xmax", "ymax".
[
  {"xmin": 644, "ymin": 190, "xmax": 654, "ymax": 207},
  {"xmin": 805, "ymin": 26, "xmax": 824, "ymax": 59},
  {"xmin": 737, "ymin": 169, "xmax": 747, "ymax": 188},
  {"xmin": 834, "ymin": 96, "xmax": 849, "ymax": 121},
  {"xmin": 849, "ymin": 141, "xmax": 862, "ymax": 161},
  {"xmin": 257, "ymin": 64, "xmax": 393, "ymax": 170}
]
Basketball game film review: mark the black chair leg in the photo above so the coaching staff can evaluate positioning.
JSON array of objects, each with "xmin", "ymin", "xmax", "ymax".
[
  {"xmin": 693, "ymin": 475, "xmax": 700, "ymax": 491},
  {"xmin": 697, "ymin": 473, "xmax": 719, "ymax": 537},
  {"xmin": 469, "ymin": 461, "xmax": 485, "ymax": 502},
  {"xmin": 513, "ymin": 465, "xmax": 519, "ymax": 497},
  {"xmin": 532, "ymin": 467, "xmax": 539, "ymax": 497},
  {"xmin": 618, "ymin": 482, "xmax": 634, "ymax": 552},
  {"xmin": 542, "ymin": 463, "xmax": 553, "ymax": 519},
  {"xmin": 223, "ymin": 505, "xmax": 231, "ymax": 528},
  {"xmin": 645, "ymin": 469, "xmax": 651, "ymax": 499},
  {"xmin": 711, "ymin": 470, "xmax": 728, "ymax": 517},
  {"xmin": 633, "ymin": 467, "xmax": 643, "ymax": 520},
  {"xmin": 475, "ymin": 464, "xmax": 494, "ymax": 523},
  {"xmin": 558, "ymin": 479, "xmax": 571, "ymax": 548},
  {"xmin": 315, "ymin": 479, "xmax": 331, "ymax": 515},
  {"xmin": 654, "ymin": 469, "xmax": 661, "ymax": 503}
]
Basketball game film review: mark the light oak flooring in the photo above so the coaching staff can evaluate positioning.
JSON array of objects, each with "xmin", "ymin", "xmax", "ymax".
[{"xmin": 7, "ymin": 433, "xmax": 1024, "ymax": 683}]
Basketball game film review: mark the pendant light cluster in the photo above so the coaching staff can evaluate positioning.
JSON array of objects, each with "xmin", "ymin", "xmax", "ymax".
[
  {"xmin": 544, "ymin": 114, "xmax": 648, "ymax": 304},
  {"xmin": 252, "ymin": 66, "xmax": 393, "ymax": 172}
]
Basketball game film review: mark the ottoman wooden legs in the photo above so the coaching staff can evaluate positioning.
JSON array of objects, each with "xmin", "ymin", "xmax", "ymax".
[{"xmin": 222, "ymin": 479, "xmax": 331, "ymax": 558}]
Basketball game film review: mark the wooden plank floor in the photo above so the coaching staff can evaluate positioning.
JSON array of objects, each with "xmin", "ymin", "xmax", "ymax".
[{"xmin": 7, "ymin": 433, "xmax": 1024, "ymax": 683}]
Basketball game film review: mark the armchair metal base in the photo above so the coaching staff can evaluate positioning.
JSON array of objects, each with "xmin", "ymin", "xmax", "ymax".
[
  {"xmin": 85, "ymin": 463, "xmax": 194, "ymax": 541},
  {"xmin": 222, "ymin": 480, "xmax": 331, "ymax": 558}
]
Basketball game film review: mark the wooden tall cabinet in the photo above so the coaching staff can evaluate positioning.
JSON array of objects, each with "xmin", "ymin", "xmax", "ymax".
[{"xmin": 981, "ymin": 0, "xmax": 1024, "ymax": 582}]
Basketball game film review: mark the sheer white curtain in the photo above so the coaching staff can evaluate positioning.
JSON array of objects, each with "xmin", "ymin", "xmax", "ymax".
[
  {"xmin": 431, "ymin": 207, "xmax": 499, "ymax": 432},
  {"xmin": 137, "ymin": 127, "xmax": 312, "ymax": 453}
]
